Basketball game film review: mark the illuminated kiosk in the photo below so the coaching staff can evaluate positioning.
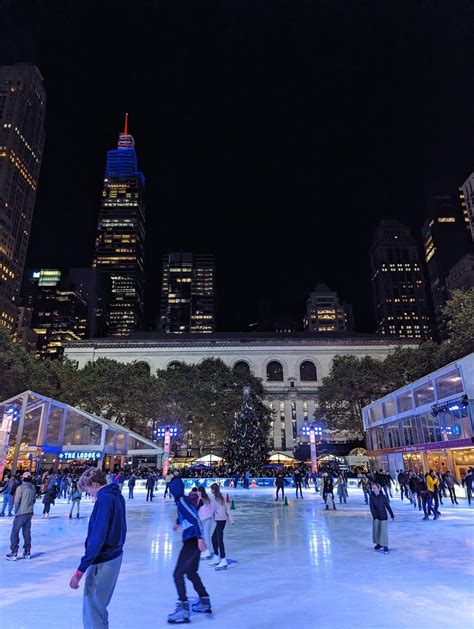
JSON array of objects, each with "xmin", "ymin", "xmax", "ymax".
[
  {"xmin": 0, "ymin": 390, "xmax": 163, "ymax": 477},
  {"xmin": 362, "ymin": 353, "xmax": 474, "ymax": 482}
]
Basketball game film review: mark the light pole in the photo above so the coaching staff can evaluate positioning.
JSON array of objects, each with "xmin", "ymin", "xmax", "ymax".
[
  {"xmin": 154, "ymin": 425, "xmax": 178, "ymax": 477},
  {"xmin": 301, "ymin": 423, "xmax": 323, "ymax": 473}
]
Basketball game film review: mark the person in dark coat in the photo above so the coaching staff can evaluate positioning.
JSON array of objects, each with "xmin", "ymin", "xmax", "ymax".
[
  {"xmin": 462, "ymin": 467, "xmax": 473, "ymax": 505},
  {"xmin": 146, "ymin": 475, "xmax": 155, "ymax": 502},
  {"xmin": 128, "ymin": 474, "xmax": 136, "ymax": 500},
  {"xmin": 293, "ymin": 469, "xmax": 304, "ymax": 499},
  {"xmin": 369, "ymin": 483, "xmax": 394, "ymax": 554},
  {"xmin": 274, "ymin": 471, "xmax": 286, "ymax": 501},
  {"xmin": 42, "ymin": 485, "xmax": 57, "ymax": 518}
]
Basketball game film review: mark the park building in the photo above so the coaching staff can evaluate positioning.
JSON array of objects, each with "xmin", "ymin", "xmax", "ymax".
[
  {"xmin": 362, "ymin": 352, "xmax": 474, "ymax": 483},
  {"xmin": 65, "ymin": 331, "xmax": 416, "ymax": 458}
]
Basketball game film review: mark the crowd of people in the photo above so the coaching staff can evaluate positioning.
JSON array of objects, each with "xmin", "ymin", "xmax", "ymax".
[{"xmin": 2, "ymin": 463, "xmax": 472, "ymax": 627}]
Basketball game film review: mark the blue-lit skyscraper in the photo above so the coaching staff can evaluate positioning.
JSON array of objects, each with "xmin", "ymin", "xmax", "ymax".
[{"xmin": 93, "ymin": 115, "xmax": 145, "ymax": 335}]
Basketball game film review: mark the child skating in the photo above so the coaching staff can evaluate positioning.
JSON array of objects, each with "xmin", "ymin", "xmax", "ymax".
[{"xmin": 168, "ymin": 478, "xmax": 212, "ymax": 624}]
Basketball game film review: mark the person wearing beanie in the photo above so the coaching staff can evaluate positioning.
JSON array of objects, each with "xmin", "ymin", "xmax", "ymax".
[
  {"xmin": 6, "ymin": 472, "xmax": 36, "ymax": 561},
  {"xmin": 167, "ymin": 478, "xmax": 212, "ymax": 623}
]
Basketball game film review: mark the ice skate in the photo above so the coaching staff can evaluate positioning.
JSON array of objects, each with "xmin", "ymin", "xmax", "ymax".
[
  {"xmin": 374, "ymin": 544, "xmax": 382, "ymax": 550},
  {"xmin": 6, "ymin": 552, "xmax": 17, "ymax": 561},
  {"xmin": 383, "ymin": 547, "xmax": 389, "ymax": 554},
  {"xmin": 215, "ymin": 557, "xmax": 228, "ymax": 571},
  {"xmin": 192, "ymin": 596, "xmax": 212, "ymax": 613},
  {"xmin": 23, "ymin": 552, "xmax": 31, "ymax": 560},
  {"xmin": 208, "ymin": 554, "xmax": 220, "ymax": 566},
  {"xmin": 167, "ymin": 601, "xmax": 190, "ymax": 624},
  {"xmin": 325, "ymin": 505, "xmax": 329, "ymax": 510}
]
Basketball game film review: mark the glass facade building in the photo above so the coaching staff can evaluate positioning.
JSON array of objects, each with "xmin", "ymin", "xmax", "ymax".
[
  {"xmin": 363, "ymin": 353, "xmax": 474, "ymax": 482},
  {"xmin": 0, "ymin": 390, "xmax": 162, "ymax": 478},
  {"xmin": 0, "ymin": 64, "xmax": 46, "ymax": 331},
  {"xmin": 93, "ymin": 114, "xmax": 145, "ymax": 336},
  {"xmin": 160, "ymin": 253, "xmax": 215, "ymax": 333}
]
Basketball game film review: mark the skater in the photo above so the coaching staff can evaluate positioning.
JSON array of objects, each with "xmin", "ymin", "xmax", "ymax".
[
  {"xmin": 397, "ymin": 470, "xmax": 408, "ymax": 501},
  {"xmin": 322, "ymin": 473, "xmax": 336, "ymax": 510},
  {"xmin": 69, "ymin": 482, "xmax": 82, "ymax": 519},
  {"xmin": 444, "ymin": 471, "xmax": 459, "ymax": 505},
  {"xmin": 69, "ymin": 467, "xmax": 126, "ymax": 629},
  {"xmin": 408, "ymin": 472, "xmax": 421, "ymax": 510},
  {"xmin": 311, "ymin": 471, "xmax": 319, "ymax": 493},
  {"xmin": 462, "ymin": 467, "xmax": 473, "ymax": 505},
  {"xmin": 42, "ymin": 484, "xmax": 57, "ymax": 518},
  {"xmin": 164, "ymin": 472, "xmax": 174, "ymax": 498},
  {"xmin": 358, "ymin": 473, "xmax": 371, "ymax": 504},
  {"xmin": 370, "ymin": 483, "xmax": 394, "ymax": 554},
  {"xmin": 426, "ymin": 471, "xmax": 441, "ymax": 517},
  {"xmin": 146, "ymin": 474, "xmax": 155, "ymax": 501},
  {"xmin": 293, "ymin": 468, "xmax": 304, "ymax": 499},
  {"xmin": 274, "ymin": 470, "xmax": 286, "ymax": 501},
  {"xmin": 188, "ymin": 487, "xmax": 199, "ymax": 508},
  {"xmin": 243, "ymin": 469, "xmax": 250, "ymax": 489},
  {"xmin": 208, "ymin": 483, "xmax": 234, "ymax": 570},
  {"xmin": 115, "ymin": 470, "xmax": 124, "ymax": 493},
  {"xmin": 1, "ymin": 475, "xmax": 17, "ymax": 517},
  {"xmin": 196, "ymin": 486, "xmax": 213, "ymax": 559},
  {"xmin": 419, "ymin": 475, "xmax": 434, "ymax": 520},
  {"xmin": 233, "ymin": 471, "xmax": 241, "ymax": 489},
  {"xmin": 168, "ymin": 477, "xmax": 211, "ymax": 623},
  {"xmin": 374, "ymin": 469, "xmax": 390, "ymax": 501},
  {"xmin": 6, "ymin": 472, "xmax": 36, "ymax": 561},
  {"xmin": 128, "ymin": 473, "xmax": 136, "ymax": 500},
  {"xmin": 337, "ymin": 472, "xmax": 348, "ymax": 504}
]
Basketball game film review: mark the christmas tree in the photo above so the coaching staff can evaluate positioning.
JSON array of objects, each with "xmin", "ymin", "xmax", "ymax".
[{"xmin": 223, "ymin": 386, "xmax": 271, "ymax": 473}]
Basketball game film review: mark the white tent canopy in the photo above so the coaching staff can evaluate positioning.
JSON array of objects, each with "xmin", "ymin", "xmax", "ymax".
[
  {"xmin": 269, "ymin": 452, "xmax": 296, "ymax": 463},
  {"xmin": 192, "ymin": 454, "xmax": 223, "ymax": 464}
]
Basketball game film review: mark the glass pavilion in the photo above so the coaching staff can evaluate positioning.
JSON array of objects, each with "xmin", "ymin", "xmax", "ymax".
[{"xmin": 0, "ymin": 390, "xmax": 163, "ymax": 477}]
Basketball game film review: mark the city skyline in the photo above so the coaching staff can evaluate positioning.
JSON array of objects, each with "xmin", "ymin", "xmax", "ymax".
[{"xmin": 1, "ymin": 4, "xmax": 474, "ymax": 333}]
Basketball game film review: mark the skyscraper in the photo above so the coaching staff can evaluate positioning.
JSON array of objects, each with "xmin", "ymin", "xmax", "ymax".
[
  {"xmin": 459, "ymin": 172, "xmax": 474, "ymax": 242},
  {"xmin": 421, "ymin": 195, "xmax": 471, "ymax": 338},
  {"xmin": 370, "ymin": 219, "xmax": 431, "ymax": 339},
  {"xmin": 92, "ymin": 114, "xmax": 145, "ymax": 336},
  {"xmin": 160, "ymin": 253, "xmax": 215, "ymax": 333},
  {"xmin": 304, "ymin": 283, "xmax": 354, "ymax": 333},
  {"xmin": 0, "ymin": 64, "xmax": 46, "ymax": 331}
]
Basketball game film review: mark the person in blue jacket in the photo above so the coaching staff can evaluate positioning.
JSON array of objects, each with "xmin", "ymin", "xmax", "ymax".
[
  {"xmin": 69, "ymin": 467, "xmax": 126, "ymax": 629},
  {"xmin": 168, "ymin": 477, "xmax": 211, "ymax": 624}
]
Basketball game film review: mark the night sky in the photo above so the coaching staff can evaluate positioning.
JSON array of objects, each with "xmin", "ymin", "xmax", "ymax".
[{"xmin": 2, "ymin": 1, "xmax": 474, "ymax": 332}]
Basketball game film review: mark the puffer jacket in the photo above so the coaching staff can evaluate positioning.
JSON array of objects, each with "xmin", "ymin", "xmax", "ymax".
[{"xmin": 426, "ymin": 475, "xmax": 439, "ymax": 492}]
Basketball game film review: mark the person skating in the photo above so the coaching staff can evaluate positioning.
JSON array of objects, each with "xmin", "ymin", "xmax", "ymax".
[
  {"xmin": 164, "ymin": 472, "xmax": 174, "ymax": 498},
  {"xmin": 128, "ymin": 473, "xmax": 136, "ymax": 500},
  {"xmin": 322, "ymin": 473, "xmax": 336, "ymax": 510},
  {"xmin": 426, "ymin": 471, "xmax": 441, "ymax": 518},
  {"xmin": 168, "ymin": 477, "xmax": 211, "ymax": 623},
  {"xmin": 374, "ymin": 469, "xmax": 390, "ymax": 501},
  {"xmin": 293, "ymin": 468, "xmax": 304, "ymax": 499},
  {"xmin": 69, "ymin": 467, "xmax": 126, "ymax": 629},
  {"xmin": 337, "ymin": 472, "xmax": 348, "ymax": 504},
  {"xmin": 311, "ymin": 471, "xmax": 319, "ymax": 493},
  {"xmin": 196, "ymin": 486, "xmax": 213, "ymax": 559},
  {"xmin": 369, "ymin": 483, "xmax": 394, "ymax": 554},
  {"xmin": 69, "ymin": 482, "xmax": 82, "ymax": 519},
  {"xmin": 444, "ymin": 471, "xmax": 460, "ymax": 505},
  {"xmin": 462, "ymin": 467, "xmax": 473, "ymax": 505},
  {"xmin": 418, "ymin": 475, "xmax": 433, "ymax": 520},
  {"xmin": 146, "ymin": 474, "xmax": 155, "ymax": 501},
  {"xmin": 42, "ymin": 484, "xmax": 57, "ymax": 518},
  {"xmin": 358, "ymin": 474, "xmax": 371, "ymax": 504},
  {"xmin": 208, "ymin": 483, "xmax": 234, "ymax": 570},
  {"xmin": 397, "ymin": 470, "xmax": 408, "ymax": 501},
  {"xmin": 275, "ymin": 470, "xmax": 286, "ymax": 501},
  {"xmin": 1, "ymin": 475, "xmax": 17, "ymax": 517},
  {"xmin": 6, "ymin": 472, "xmax": 36, "ymax": 561}
]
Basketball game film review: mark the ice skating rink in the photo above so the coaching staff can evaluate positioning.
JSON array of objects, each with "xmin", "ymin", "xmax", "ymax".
[{"xmin": 1, "ymin": 486, "xmax": 473, "ymax": 629}]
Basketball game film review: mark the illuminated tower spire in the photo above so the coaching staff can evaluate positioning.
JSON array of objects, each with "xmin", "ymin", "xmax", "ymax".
[{"xmin": 118, "ymin": 112, "xmax": 134, "ymax": 149}]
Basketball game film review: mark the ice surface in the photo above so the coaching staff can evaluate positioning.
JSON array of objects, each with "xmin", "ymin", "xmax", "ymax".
[{"xmin": 0, "ymin": 486, "xmax": 473, "ymax": 629}]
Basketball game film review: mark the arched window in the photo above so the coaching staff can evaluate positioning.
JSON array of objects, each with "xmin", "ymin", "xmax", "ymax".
[
  {"xmin": 300, "ymin": 361, "xmax": 317, "ymax": 382},
  {"xmin": 267, "ymin": 361, "xmax": 283, "ymax": 382},
  {"xmin": 134, "ymin": 361, "xmax": 151, "ymax": 375},
  {"xmin": 167, "ymin": 361, "xmax": 182, "ymax": 371},
  {"xmin": 233, "ymin": 361, "xmax": 251, "ymax": 377}
]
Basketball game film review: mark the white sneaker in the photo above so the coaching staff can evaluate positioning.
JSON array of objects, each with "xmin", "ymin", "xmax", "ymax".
[
  {"xmin": 215, "ymin": 558, "xmax": 228, "ymax": 570},
  {"xmin": 208, "ymin": 554, "xmax": 220, "ymax": 566}
]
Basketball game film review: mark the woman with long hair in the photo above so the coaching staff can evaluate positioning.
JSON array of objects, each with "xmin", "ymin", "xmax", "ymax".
[
  {"xmin": 208, "ymin": 483, "xmax": 234, "ymax": 571},
  {"xmin": 196, "ymin": 486, "xmax": 213, "ymax": 559}
]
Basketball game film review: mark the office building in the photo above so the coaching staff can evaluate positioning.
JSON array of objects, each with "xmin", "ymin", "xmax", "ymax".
[
  {"xmin": 304, "ymin": 283, "xmax": 354, "ymax": 333},
  {"xmin": 446, "ymin": 252, "xmax": 474, "ymax": 293},
  {"xmin": 0, "ymin": 64, "xmax": 46, "ymax": 331},
  {"xmin": 160, "ymin": 253, "xmax": 215, "ymax": 333},
  {"xmin": 459, "ymin": 173, "xmax": 474, "ymax": 242},
  {"xmin": 421, "ymin": 196, "xmax": 472, "ymax": 337},
  {"xmin": 370, "ymin": 219, "xmax": 431, "ymax": 339},
  {"xmin": 65, "ymin": 268, "xmax": 109, "ymax": 338},
  {"xmin": 92, "ymin": 114, "xmax": 145, "ymax": 336}
]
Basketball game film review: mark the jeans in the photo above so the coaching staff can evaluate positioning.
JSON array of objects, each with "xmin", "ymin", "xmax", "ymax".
[
  {"xmin": 447, "ymin": 487, "xmax": 458, "ymax": 504},
  {"xmin": 164, "ymin": 483, "xmax": 170, "ymax": 498},
  {"xmin": 43, "ymin": 502, "xmax": 52, "ymax": 514},
  {"xmin": 382, "ymin": 486, "xmax": 390, "ymax": 501},
  {"xmin": 372, "ymin": 519, "xmax": 388, "ymax": 547},
  {"xmin": 200, "ymin": 517, "xmax": 212, "ymax": 552},
  {"xmin": 146, "ymin": 488, "xmax": 153, "ymax": 501},
  {"xmin": 70, "ymin": 499, "xmax": 80, "ymax": 517},
  {"xmin": 466, "ymin": 486, "xmax": 472, "ymax": 505},
  {"xmin": 10, "ymin": 513, "xmax": 32, "ymax": 554},
  {"xmin": 173, "ymin": 538, "xmax": 209, "ymax": 602},
  {"xmin": 363, "ymin": 490, "xmax": 371, "ymax": 504},
  {"xmin": 128, "ymin": 487, "xmax": 134, "ymax": 499},
  {"xmin": 429, "ymin": 491, "xmax": 440, "ymax": 514},
  {"xmin": 1, "ymin": 493, "xmax": 13, "ymax": 515},
  {"xmin": 275, "ymin": 486, "xmax": 284, "ymax": 500},
  {"xmin": 212, "ymin": 520, "xmax": 227, "ymax": 558},
  {"xmin": 295, "ymin": 482, "xmax": 303, "ymax": 498},
  {"xmin": 83, "ymin": 554, "xmax": 122, "ymax": 629}
]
